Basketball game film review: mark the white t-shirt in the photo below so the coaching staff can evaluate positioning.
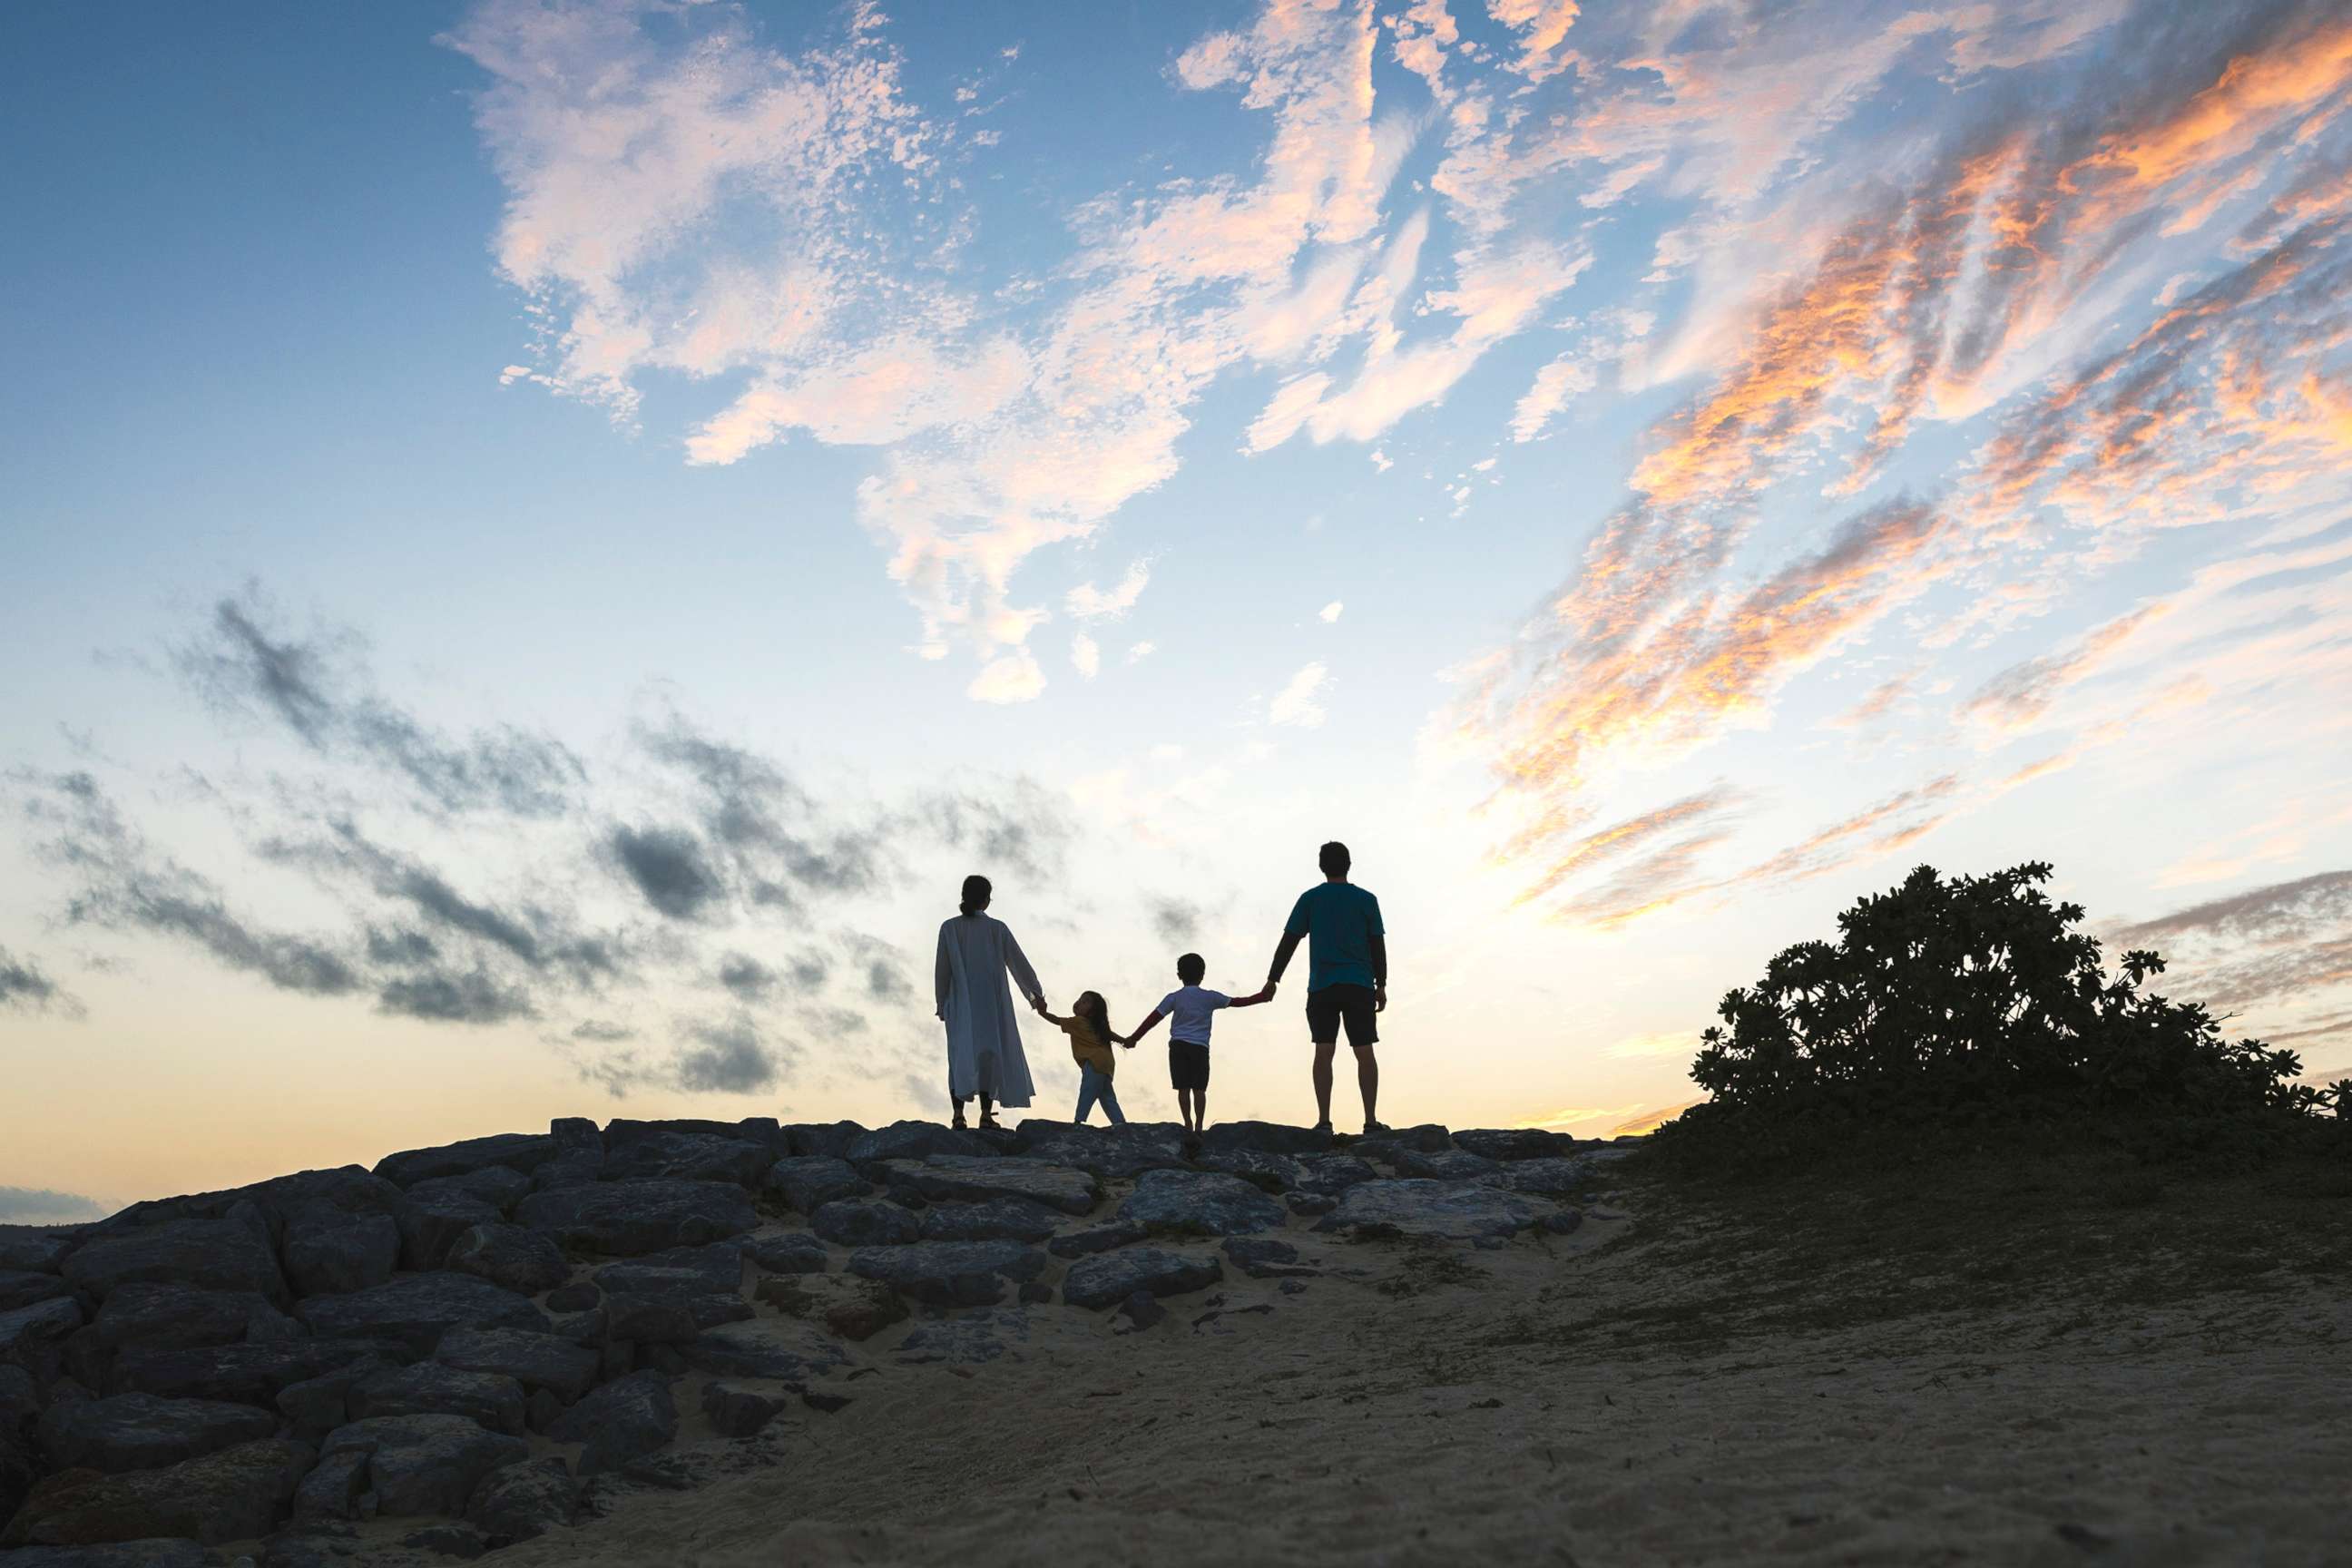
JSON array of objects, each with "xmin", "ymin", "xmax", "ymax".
[{"xmin": 1157, "ymin": 985, "xmax": 1231, "ymax": 1046}]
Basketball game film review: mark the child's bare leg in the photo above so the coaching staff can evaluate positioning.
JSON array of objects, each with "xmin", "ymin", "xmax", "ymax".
[{"xmin": 1196, "ymin": 1089, "xmax": 1210, "ymax": 1132}]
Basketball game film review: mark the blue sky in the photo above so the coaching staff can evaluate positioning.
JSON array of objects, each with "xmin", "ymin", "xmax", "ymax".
[{"xmin": 4, "ymin": 0, "xmax": 2349, "ymax": 1217}]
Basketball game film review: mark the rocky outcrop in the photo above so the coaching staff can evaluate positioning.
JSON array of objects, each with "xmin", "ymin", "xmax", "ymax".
[
  {"xmin": 34, "ymin": 1394, "xmax": 278, "ymax": 1474},
  {"xmin": 513, "ymin": 1181, "xmax": 756, "ymax": 1257},
  {"xmin": 294, "ymin": 1274, "xmax": 544, "ymax": 1355},
  {"xmin": 544, "ymin": 1369, "xmax": 675, "ymax": 1474},
  {"xmin": 846, "ymin": 1241, "xmax": 1047, "ymax": 1308},
  {"xmin": 1118, "ymin": 1171, "xmax": 1286, "ymax": 1236},
  {"xmin": 3, "ymin": 1437, "xmax": 312, "ymax": 1546},
  {"xmin": 315, "ymin": 1415, "xmax": 527, "ymax": 1518},
  {"xmin": 1062, "ymin": 1249, "xmax": 1224, "ymax": 1310}
]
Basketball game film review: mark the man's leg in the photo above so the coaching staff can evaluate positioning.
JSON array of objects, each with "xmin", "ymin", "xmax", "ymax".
[
  {"xmin": 1354, "ymin": 1044, "xmax": 1379, "ymax": 1128},
  {"xmin": 1312, "ymin": 1041, "xmax": 1337, "ymax": 1127}
]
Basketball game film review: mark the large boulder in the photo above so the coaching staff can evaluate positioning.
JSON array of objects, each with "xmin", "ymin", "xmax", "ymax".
[
  {"xmin": 60, "ymin": 1205, "xmax": 285, "ymax": 1305},
  {"xmin": 316, "ymin": 1415, "xmax": 527, "ymax": 1518},
  {"xmin": 744, "ymin": 1233, "xmax": 828, "ymax": 1276},
  {"xmin": 89, "ymin": 1284, "xmax": 296, "ymax": 1358},
  {"xmin": 603, "ymin": 1117, "xmax": 779, "ymax": 1152},
  {"xmin": 0, "ymin": 1299, "xmax": 83, "ymax": 1378},
  {"xmin": 432, "ymin": 1329, "xmax": 599, "ymax": 1404},
  {"xmin": 0, "ymin": 1275, "xmax": 74, "ymax": 1315},
  {"xmin": 1, "ymin": 1437, "xmax": 312, "ymax": 1547},
  {"xmin": 113, "ymin": 1338, "xmax": 399, "ymax": 1408},
  {"xmin": 1349, "ymin": 1123, "xmax": 1455, "ymax": 1156},
  {"xmin": 596, "ymin": 1132, "xmax": 770, "ymax": 1188},
  {"xmin": 1062, "ymin": 1249, "xmax": 1224, "ymax": 1310},
  {"xmin": 0, "ymin": 1365, "xmax": 35, "ymax": 1527},
  {"xmin": 0, "ymin": 1541, "xmax": 210, "ymax": 1566},
  {"xmin": 374, "ymin": 1134, "xmax": 557, "ymax": 1190},
  {"xmin": 1197, "ymin": 1122, "xmax": 1334, "ymax": 1156},
  {"xmin": 701, "ymin": 1381, "xmax": 792, "ymax": 1439},
  {"xmin": 842, "ymin": 1122, "xmax": 990, "ymax": 1166},
  {"xmin": 1293, "ymin": 1155, "xmax": 1379, "ymax": 1195},
  {"xmin": 1047, "ymin": 1221, "xmax": 1147, "ymax": 1259},
  {"xmin": 761, "ymin": 1158, "xmax": 866, "ymax": 1213},
  {"xmin": 1221, "ymin": 1237, "xmax": 1316, "ymax": 1279},
  {"xmin": 443, "ymin": 1226, "xmax": 568, "ymax": 1296},
  {"xmin": 1315, "ymin": 1180, "xmax": 1555, "ymax": 1241},
  {"xmin": 846, "ymin": 1241, "xmax": 1046, "ymax": 1308},
  {"xmin": 295, "ymin": 1274, "xmax": 544, "ymax": 1355},
  {"xmin": 1389, "ymin": 1148, "xmax": 1503, "ymax": 1181},
  {"xmin": 1453, "ymin": 1128, "xmax": 1575, "ymax": 1161},
  {"xmin": 677, "ymin": 1320, "xmax": 850, "ymax": 1385},
  {"xmin": 35, "ymin": 1394, "xmax": 278, "ymax": 1473},
  {"xmin": 752, "ymin": 1274, "xmax": 906, "ymax": 1342},
  {"xmin": 1117, "ymin": 1171, "xmax": 1286, "ymax": 1237},
  {"xmin": 1191, "ymin": 1150, "xmax": 1305, "ymax": 1194},
  {"xmin": 1013, "ymin": 1124, "xmax": 1189, "ymax": 1180},
  {"xmin": 264, "ymin": 1170, "xmax": 413, "ymax": 1298},
  {"xmin": 781, "ymin": 1122, "xmax": 865, "ymax": 1160},
  {"xmin": 593, "ymin": 1243, "xmax": 742, "ymax": 1298},
  {"xmin": 0, "ymin": 1230, "xmax": 75, "ymax": 1275},
  {"xmin": 395, "ymin": 1186, "xmax": 504, "ymax": 1274},
  {"xmin": 900, "ymin": 1155, "xmax": 1099, "ymax": 1216},
  {"xmin": 809, "ymin": 1200, "xmax": 920, "ymax": 1248},
  {"xmin": 465, "ymin": 1454, "xmax": 577, "ymax": 1545},
  {"xmin": 895, "ymin": 1309, "xmax": 1033, "ymax": 1367},
  {"xmin": 1482, "ymin": 1158, "xmax": 1593, "ymax": 1198},
  {"xmin": 514, "ymin": 1181, "xmax": 755, "ymax": 1257},
  {"xmin": 544, "ymin": 1369, "xmax": 675, "ymax": 1475},
  {"xmin": 917, "ymin": 1198, "xmax": 1060, "ymax": 1245},
  {"xmin": 273, "ymin": 1357, "xmax": 398, "ymax": 1445},
  {"xmin": 348, "ymin": 1363, "xmax": 526, "ymax": 1436}
]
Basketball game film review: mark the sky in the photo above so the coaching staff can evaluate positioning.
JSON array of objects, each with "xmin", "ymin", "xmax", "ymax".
[{"xmin": 4, "ymin": 0, "xmax": 2349, "ymax": 1221}]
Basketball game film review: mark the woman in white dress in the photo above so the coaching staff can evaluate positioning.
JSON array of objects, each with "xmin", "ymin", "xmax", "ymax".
[{"xmin": 933, "ymin": 874, "xmax": 1043, "ymax": 1129}]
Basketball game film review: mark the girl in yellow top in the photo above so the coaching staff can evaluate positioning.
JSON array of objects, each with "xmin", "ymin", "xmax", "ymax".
[{"xmin": 1033, "ymin": 991, "xmax": 1132, "ymax": 1126}]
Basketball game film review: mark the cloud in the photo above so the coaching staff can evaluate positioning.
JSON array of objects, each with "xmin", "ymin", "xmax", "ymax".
[
  {"xmin": 377, "ymin": 968, "xmax": 535, "ymax": 1025},
  {"xmin": 2109, "ymin": 869, "xmax": 2352, "ymax": 1024},
  {"xmin": 0, "ymin": 1185, "xmax": 110, "ymax": 1224},
  {"xmin": 672, "ymin": 1016, "xmax": 788, "ymax": 1094},
  {"xmin": 717, "ymin": 954, "xmax": 779, "ymax": 1002},
  {"xmin": 1066, "ymin": 561, "xmax": 1153, "ymax": 621},
  {"xmin": 1960, "ymin": 605, "xmax": 2169, "ymax": 736},
  {"xmin": 1071, "ymin": 634, "xmax": 1101, "ymax": 681},
  {"xmin": 968, "ymin": 652, "xmax": 1046, "ymax": 705},
  {"xmin": 0, "ymin": 945, "xmax": 80, "ymax": 1018},
  {"xmin": 1318, "ymin": 601, "xmax": 1343, "ymax": 622},
  {"xmin": 917, "ymin": 780, "xmax": 1076, "ymax": 884},
  {"xmin": 1269, "ymin": 662, "xmax": 1330, "ymax": 729},
  {"xmin": 608, "ymin": 824, "xmax": 726, "ymax": 921},
  {"xmin": 1146, "ymin": 897, "xmax": 1202, "ymax": 946}
]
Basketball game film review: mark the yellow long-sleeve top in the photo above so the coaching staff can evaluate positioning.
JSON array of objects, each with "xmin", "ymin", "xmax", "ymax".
[{"xmin": 1060, "ymin": 1015, "xmax": 1117, "ymax": 1077}]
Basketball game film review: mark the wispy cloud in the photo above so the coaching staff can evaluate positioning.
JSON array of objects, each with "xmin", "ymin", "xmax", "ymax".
[
  {"xmin": 1269, "ymin": 662, "xmax": 1330, "ymax": 729},
  {"xmin": 0, "ymin": 945, "xmax": 81, "ymax": 1018},
  {"xmin": 0, "ymin": 1185, "xmax": 110, "ymax": 1224}
]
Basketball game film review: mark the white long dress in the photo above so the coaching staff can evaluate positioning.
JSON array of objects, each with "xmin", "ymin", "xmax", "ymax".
[{"xmin": 934, "ymin": 913, "xmax": 1041, "ymax": 1107}]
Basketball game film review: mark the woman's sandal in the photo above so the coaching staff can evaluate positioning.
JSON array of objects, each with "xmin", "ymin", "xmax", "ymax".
[{"xmin": 979, "ymin": 1112, "xmax": 1003, "ymax": 1131}]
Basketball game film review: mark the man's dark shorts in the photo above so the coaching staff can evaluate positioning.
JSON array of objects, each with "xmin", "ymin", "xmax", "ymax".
[
  {"xmin": 1168, "ymin": 1040, "xmax": 1211, "ymax": 1093},
  {"xmin": 1306, "ymin": 984, "xmax": 1378, "ymax": 1049}
]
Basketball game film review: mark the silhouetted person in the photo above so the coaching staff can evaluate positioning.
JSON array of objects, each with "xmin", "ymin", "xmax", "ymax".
[
  {"xmin": 934, "ymin": 874, "xmax": 1041, "ymax": 1129},
  {"xmin": 1034, "ymin": 989, "xmax": 1132, "ymax": 1126},
  {"xmin": 1125, "ymin": 951, "xmax": 1272, "ymax": 1135},
  {"xmin": 1264, "ymin": 841, "xmax": 1387, "ymax": 1134}
]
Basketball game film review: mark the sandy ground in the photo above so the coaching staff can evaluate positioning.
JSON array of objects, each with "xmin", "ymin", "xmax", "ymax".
[{"xmin": 472, "ymin": 1177, "xmax": 2352, "ymax": 1568}]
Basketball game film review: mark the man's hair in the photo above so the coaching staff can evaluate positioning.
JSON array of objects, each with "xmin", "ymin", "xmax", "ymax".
[
  {"xmin": 1176, "ymin": 952, "xmax": 1206, "ymax": 985},
  {"xmin": 1318, "ymin": 840, "xmax": 1351, "ymax": 877}
]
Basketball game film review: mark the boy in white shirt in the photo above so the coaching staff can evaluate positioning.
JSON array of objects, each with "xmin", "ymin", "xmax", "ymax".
[{"xmin": 1125, "ymin": 952, "xmax": 1271, "ymax": 1134}]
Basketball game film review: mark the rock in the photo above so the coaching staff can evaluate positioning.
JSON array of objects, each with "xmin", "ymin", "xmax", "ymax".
[
  {"xmin": 743, "ymin": 1233, "xmax": 828, "ymax": 1276},
  {"xmin": 1017, "ymin": 1282, "xmax": 1054, "ymax": 1305},
  {"xmin": 1453, "ymin": 1128, "xmax": 1574, "ymax": 1161},
  {"xmin": 1389, "ymin": 1149, "xmax": 1503, "ymax": 1181},
  {"xmin": 1293, "ymin": 1155, "xmax": 1379, "ymax": 1195},
  {"xmin": 678, "ymin": 1320, "xmax": 849, "ymax": 1385},
  {"xmin": 544, "ymin": 1369, "xmax": 674, "ymax": 1475},
  {"xmin": 525, "ymin": 1153, "xmax": 603, "ymax": 1194},
  {"xmin": 899, "ymin": 1155, "xmax": 1100, "ymax": 1217},
  {"xmin": 1191, "ymin": 1150, "xmax": 1304, "ymax": 1194},
  {"xmin": 544, "ymin": 1282, "xmax": 598, "ymax": 1313},
  {"xmin": 846, "ymin": 1241, "xmax": 1047, "ymax": 1308},
  {"xmin": 274, "ymin": 1360, "xmax": 396, "ymax": 1445},
  {"xmin": 349, "ymin": 1364, "xmax": 525, "ymax": 1436},
  {"xmin": 2, "ymin": 1437, "xmax": 312, "ymax": 1547},
  {"xmin": 596, "ymin": 1133, "xmax": 770, "ymax": 1188},
  {"xmin": 1221, "ymin": 1237, "xmax": 1316, "ymax": 1279},
  {"xmin": 1117, "ymin": 1291, "xmax": 1165, "ymax": 1329},
  {"xmin": 799, "ymin": 1388, "xmax": 851, "ymax": 1415},
  {"xmin": 374, "ymin": 1135, "xmax": 557, "ymax": 1191},
  {"xmin": 411, "ymin": 1170, "xmax": 531, "ymax": 1213},
  {"xmin": 431, "ymin": 1329, "xmax": 598, "ymax": 1403},
  {"xmin": 1483, "ymin": 1158, "xmax": 1592, "ymax": 1198},
  {"xmin": 37, "ymin": 1394, "xmax": 278, "ymax": 1473},
  {"xmin": 809, "ymin": 1200, "xmax": 920, "ymax": 1248},
  {"xmin": 0, "ymin": 1299, "xmax": 83, "ymax": 1377},
  {"xmin": 115, "ymin": 1339, "xmax": 399, "ymax": 1409},
  {"xmin": 290, "ymin": 1447, "xmax": 369, "ymax": 1522},
  {"xmin": 400, "ymin": 1522, "xmax": 487, "ymax": 1559},
  {"xmin": 1285, "ymin": 1192, "xmax": 1338, "ymax": 1217},
  {"xmin": 86, "ymin": 1284, "xmax": 292, "ymax": 1360},
  {"xmin": 260, "ymin": 1524, "xmax": 364, "ymax": 1566},
  {"xmin": 593, "ymin": 1242, "xmax": 742, "ymax": 1298},
  {"xmin": 0, "ymin": 1276, "xmax": 74, "ymax": 1315},
  {"xmin": 1062, "ymin": 1248, "xmax": 1223, "ymax": 1311},
  {"xmin": 296, "ymin": 1275, "xmax": 543, "ymax": 1356},
  {"xmin": 316, "ymin": 1415, "xmax": 527, "ymax": 1518},
  {"xmin": 603, "ymin": 1117, "xmax": 779, "ymax": 1152},
  {"xmin": 280, "ymin": 1214, "xmax": 402, "ymax": 1301},
  {"xmin": 761, "ymin": 1158, "xmax": 867, "ymax": 1214},
  {"xmin": 1117, "ymin": 1171, "xmax": 1286, "ymax": 1237},
  {"xmin": 60, "ymin": 1206, "xmax": 285, "ymax": 1305},
  {"xmin": 0, "ymin": 1367, "xmax": 34, "ymax": 1527},
  {"xmin": 1315, "ymin": 1180, "xmax": 1555, "ymax": 1241},
  {"xmin": 1279, "ymin": 1279, "xmax": 1308, "ymax": 1296},
  {"xmin": 751, "ymin": 1276, "xmax": 905, "ymax": 1342},
  {"xmin": 443, "ymin": 1227, "xmax": 568, "ymax": 1296},
  {"xmin": 916, "ymin": 1198, "xmax": 1060, "ymax": 1244},
  {"xmin": 524, "ymin": 1389, "xmax": 563, "ymax": 1434},
  {"xmin": 843, "ymin": 1122, "xmax": 989, "ymax": 1166},
  {"xmin": 895, "ymin": 1309, "xmax": 1031, "ymax": 1366},
  {"xmin": 395, "ymin": 1190, "xmax": 501, "ymax": 1274},
  {"xmin": 593, "ymin": 1293, "xmax": 687, "ymax": 1346},
  {"xmin": 700, "ymin": 1382, "xmax": 790, "ymax": 1439},
  {"xmin": 1197, "ymin": 1122, "xmax": 1334, "ymax": 1156},
  {"xmin": 1013, "ymin": 1125, "xmax": 1189, "ymax": 1180},
  {"xmin": 1047, "ymin": 1221, "xmax": 1147, "ymax": 1259},
  {"xmin": 780, "ymin": 1122, "xmax": 865, "ymax": 1160},
  {"xmin": 1349, "ymin": 1123, "xmax": 1454, "ymax": 1156},
  {"xmin": 0, "ymin": 1231, "xmax": 75, "ymax": 1276},
  {"xmin": 1539, "ymin": 1210, "xmax": 1585, "ymax": 1235},
  {"xmin": 549, "ymin": 1118, "xmax": 602, "ymax": 1153},
  {"xmin": 514, "ymin": 1181, "xmax": 756, "ymax": 1258},
  {"xmin": 464, "ymin": 1455, "xmax": 575, "ymax": 1544},
  {"xmin": 0, "ymin": 1544, "xmax": 211, "ymax": 1568}
]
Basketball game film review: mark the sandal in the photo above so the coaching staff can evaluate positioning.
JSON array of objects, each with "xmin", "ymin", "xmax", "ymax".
[{"xmin": 979, "ymin": 1112, "xmax": 1003, "ymax": 1131}]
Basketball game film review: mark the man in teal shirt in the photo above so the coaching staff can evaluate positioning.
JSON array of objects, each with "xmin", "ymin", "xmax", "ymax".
[{"xmin": 1264, "ymin": 840, "xmax": 1387, "ymax": 1134}]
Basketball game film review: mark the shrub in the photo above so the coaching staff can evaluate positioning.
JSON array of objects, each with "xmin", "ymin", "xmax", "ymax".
[{"xmin": 1651, "ymin": 862, "xmax": 2344, "ymax": 1167}]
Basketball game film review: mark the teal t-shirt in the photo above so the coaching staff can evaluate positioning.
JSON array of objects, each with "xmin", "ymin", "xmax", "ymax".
[{"xmin": 1284, "ymin": 883, "xmax": 1384, "ymax": 993}]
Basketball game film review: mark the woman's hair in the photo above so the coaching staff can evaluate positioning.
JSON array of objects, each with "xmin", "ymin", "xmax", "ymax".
[
  {"xmin": 1074, "ymin": 990, "xmax": 1113, "ymax": 1047},
  {"xmin": 959, "ymin": 874, "xmax": 992, "ymax": 917}
]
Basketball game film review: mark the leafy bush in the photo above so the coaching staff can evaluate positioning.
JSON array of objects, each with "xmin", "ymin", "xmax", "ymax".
[{"xmin": 1651, "ymin": 863, "xmax": 2345, "ymax": 1167}]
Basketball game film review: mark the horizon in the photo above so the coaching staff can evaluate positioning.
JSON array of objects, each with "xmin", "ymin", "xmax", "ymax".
[{"xmin": 5, "ymin": 0, "xmax": 2350, "ymax": 1222}]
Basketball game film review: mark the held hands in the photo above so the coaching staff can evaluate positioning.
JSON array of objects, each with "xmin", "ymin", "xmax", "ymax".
[{"xmin": 1028, "ymin": 993, "xmax": 1048, "ymax": 1014}]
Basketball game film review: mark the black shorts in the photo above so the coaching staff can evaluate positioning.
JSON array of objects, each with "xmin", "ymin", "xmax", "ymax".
[
  {"xmin": 1168, "ymin": 1040, "xmax": 1210, "ymax": 1093},
  {"xmin": 1306, "ymin": 984, "xmax": 1378, "ymax": 1048}
]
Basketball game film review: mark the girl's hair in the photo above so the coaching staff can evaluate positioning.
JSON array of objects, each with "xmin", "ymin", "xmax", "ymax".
[
  {"xmin": 1074, "ymin": 990, "xmax": 1113, "ymax": 1047},
  {"xmin": 959, "ymin": 874, "xmax": 992, "ymax": 917}
]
